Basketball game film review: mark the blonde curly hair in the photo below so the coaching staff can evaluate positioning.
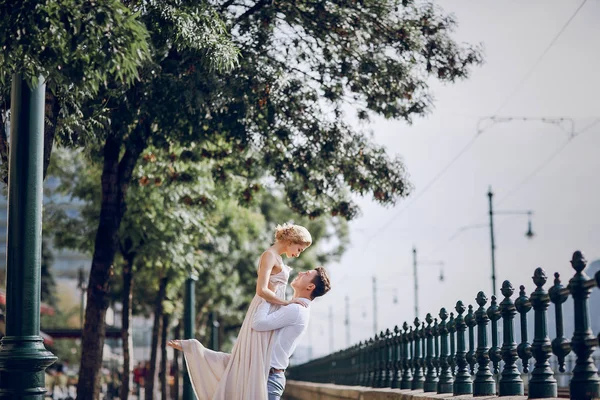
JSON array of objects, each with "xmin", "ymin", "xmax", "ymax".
[{"xmin": 274, "ymin": 223, "xmax": 312, "ymax": 246}]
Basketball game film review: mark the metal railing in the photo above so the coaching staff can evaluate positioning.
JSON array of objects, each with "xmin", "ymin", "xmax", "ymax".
[{"xmin": 288, "ymin": 251, "xmax": 600, "ymax": 399}]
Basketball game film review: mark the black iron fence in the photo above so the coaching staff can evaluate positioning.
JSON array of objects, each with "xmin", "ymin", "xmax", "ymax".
[{"xmin": 288, "ymin": 251, "xmax": 600, "ymax": 399}]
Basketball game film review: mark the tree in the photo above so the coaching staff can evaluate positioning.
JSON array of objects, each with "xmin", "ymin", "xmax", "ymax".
[
  {"xmin": 9, "ymin": 0, "xmax": 482, "ymax": 393},
  {"xmin": 45, "ymin": 144, "xmax": 349, "ymax": 398},
  {"xmin": 0, "ymin": 0, "xmax": 151, "ymax": 181}
]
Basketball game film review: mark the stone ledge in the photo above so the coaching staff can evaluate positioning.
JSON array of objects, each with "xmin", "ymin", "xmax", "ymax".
[{"xmin": 283, "ymin": 381, "xmax": 562, "ymax": 400}]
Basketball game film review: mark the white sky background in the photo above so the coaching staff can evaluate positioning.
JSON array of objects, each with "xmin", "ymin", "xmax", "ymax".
[{"xmin": 295, "ymin": 0, "xmax": 600, "ymax": 359}]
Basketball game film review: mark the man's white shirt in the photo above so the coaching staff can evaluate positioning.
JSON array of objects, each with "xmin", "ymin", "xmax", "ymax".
[{"xmin": 251, "ymin": 297, "xmax": 311, "ymax": 370}]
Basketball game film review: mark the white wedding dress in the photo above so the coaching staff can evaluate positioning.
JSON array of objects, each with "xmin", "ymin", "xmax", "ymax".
[{"xmin": 180, "ymin": 263, "xmax": 291, "ymax": 400}]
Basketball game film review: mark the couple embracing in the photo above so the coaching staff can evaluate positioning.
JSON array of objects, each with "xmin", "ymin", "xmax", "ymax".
[{"xmin": 169, "ymin": 223, "xmax": 332, "ymax": 399}]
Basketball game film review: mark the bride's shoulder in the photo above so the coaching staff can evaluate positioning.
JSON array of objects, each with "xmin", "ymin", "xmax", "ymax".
[{"xmin": 259, "ymin": 250, "xmax": 282, "ymax": 266}]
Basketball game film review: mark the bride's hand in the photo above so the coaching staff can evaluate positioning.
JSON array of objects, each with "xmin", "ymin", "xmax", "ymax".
[
  {"xmin": 168, "ymin": 339, "xmax": 183, "ymax": 351},
  {"xmin": 287, "ymin": 298, "xmax": 308, "ymax": 308}
]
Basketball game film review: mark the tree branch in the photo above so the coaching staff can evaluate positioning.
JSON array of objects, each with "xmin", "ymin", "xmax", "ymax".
[
  {"xmin": 43, "ymin": 91, "xmax": 60, "ymax": 181},
  {"xmin": 0, "ymin": 109, "xmax": 9, "ymax": 185},
  {"xmin": 235, "ymin": 0, "xmax": 272, "ymax": 25}
]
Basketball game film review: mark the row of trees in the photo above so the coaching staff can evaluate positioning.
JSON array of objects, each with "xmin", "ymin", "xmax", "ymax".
[
  {"xmin": 1, "ymin": 0, "xmax": 482, "ymax": 397},
  {"xmin": 45, "ymin": 147, "xmax": 350, "ymax": 399}
]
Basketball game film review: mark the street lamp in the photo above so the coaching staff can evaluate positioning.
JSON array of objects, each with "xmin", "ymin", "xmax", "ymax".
[{"xmin": 488, "ymin": 186, "xmax": 535, "ymax": 297}]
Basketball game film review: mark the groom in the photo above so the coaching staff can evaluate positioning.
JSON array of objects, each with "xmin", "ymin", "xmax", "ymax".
[{"xmin": 252, "ymin": 266, "xmax": 331, "ymax": 400}]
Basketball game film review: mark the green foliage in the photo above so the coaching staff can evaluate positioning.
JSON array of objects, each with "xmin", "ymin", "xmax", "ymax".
[
  {"xmin": 41, "ymin": 238, "xmax": 57, "ymax": 308},
  {"xmin": 0, "ymin": 0, "xmax": 149, "ymax": 91}
]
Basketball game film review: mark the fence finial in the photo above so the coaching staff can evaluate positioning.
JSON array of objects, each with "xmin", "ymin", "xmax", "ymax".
[
  {"xmin": 568, "ymin": 250, "xmax": 600, "ymax": 399},
  {"xmin": 549, "ymin": 272, "xmax": 570, "ymax": 373},
  {"xmin": 453, "ymin": 300, "xmax": 472, "ymax": 395},
  {"xmin": 529, "ymin": 267, "xmax": 557, "ymax": 399},
  {"xmin": 515, "ymin": 284, "xmax": 532, "ymax": 373},
  {"xmin": 392, "ymin": 325, "xmax": 400, "ymax": 388},
  {"xmin": 437, "ymin": 308, "xmax": 453, "ymax": 393},
  {"xmin": 400, "ymin": 322, "xmax": 412, "ymax": 389},
  {"xmin": 424, "ymin": 313, "xmax": 438, "ymax": 392},
  {"xmin": 473, "ymin": 291, "xmax": 495, "ymax": 396},
  {"xmin": 411, "ymin": 318, "xmax": 424, "ymax": 390},
  {"xmin": 487, "ymin": 295, "xmax": 501, "ymax": 374},
  {"xmin": 499, "ymin": 280, "xmax": 524, "ymax": 396}
]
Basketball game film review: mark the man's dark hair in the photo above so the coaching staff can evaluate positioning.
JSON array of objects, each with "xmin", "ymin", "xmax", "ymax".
[{"xmin": 311, "ymin": 266, "xmax": 331, "ymax": 299}]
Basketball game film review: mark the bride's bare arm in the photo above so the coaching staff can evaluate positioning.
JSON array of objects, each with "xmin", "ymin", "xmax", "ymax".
[{"xmin": 256, "ymin": 252, "xmax": 289, "ymax": 306}]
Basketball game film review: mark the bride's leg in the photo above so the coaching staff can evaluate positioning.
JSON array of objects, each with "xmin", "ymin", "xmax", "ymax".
[{"xmin": 167, "ymin": 339, "xmax": 183, "ymax": 351}]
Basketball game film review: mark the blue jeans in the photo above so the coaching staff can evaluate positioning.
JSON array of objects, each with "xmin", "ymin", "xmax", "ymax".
[{"xmin": 267, "ymin": 371, "xmax": 286, "ymax": 400}]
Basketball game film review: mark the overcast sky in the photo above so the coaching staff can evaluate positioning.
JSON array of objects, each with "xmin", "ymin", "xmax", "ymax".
[{"xmin": 297, "ymin": 0, "xmax": 600, "ymax": 359}]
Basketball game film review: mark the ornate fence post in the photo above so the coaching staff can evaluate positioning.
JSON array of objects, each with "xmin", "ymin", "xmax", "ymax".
[
  {"xmin": 424, "ymin": 314, "xmax": 439, "ymax": 392},
  {"xmin": 384, "ymin": 328, "xmax": 393, "ymax": 387},
  {"xmin": 515, "ymin": 285, "xmax": 532, "ymax": 373},
  {"xmin": 357, "ymin": 341, "xmax": 365, "ymax": 386},
  {"xmin": 434, "ymin": 318, "xmax": 440, "ymax": 375},
  {"xmin": 568, "ymin": 251, "xmax": 600, "ymax": 400},
  {"xmin": 411, "ymin": 318, "xmax": 425, "ymax": 390},
  {"xmin": 448, "ymin": 312, "xmax": 457, "ymax": 376},
  {"xmin": 529, "ymin": 268, "xmax": 557, "ymax": 398},
  {"xmin": 473, "ymin": 292, "xmax": 495, "ymax": 396},
  {"xmin": 465, "ymin": 304, "xmax": 477, "ymax": 374},
  {"xmin": 368, "ymin": 337, "xmax": 375, "ymax": 387},
  {"xmin": 498, "ymin": 280, "xmax": 523, "ymax": 396},
  {"xmin": 391, "ymin": 326, "xmax": 401, "ymax": 388},
  {"xmin": 549, "ymin": 272, "xmax": 571, "ymax": 374},
  {"xmin": 487, "ymin": 295, "xmax": 502, "ymax": 375},
  {"xmin": 437, "ymin": 308, "xmax": 453, "ymax": 393},
  {"xmin": 401, "ymin": 323, "xmax": 413, "ymax": 389},
  {"xmin": 454, "ymin": 301, "xmax": 472, "ymax": 395},
  {"xmin": 374, "ymin": 332, "xmax": 382, "ymax": 387}
]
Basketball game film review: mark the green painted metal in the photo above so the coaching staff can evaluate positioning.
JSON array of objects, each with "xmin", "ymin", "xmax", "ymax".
[
  {"xmin": 465, "ymin": 304, "xmax": 476, "ymax": 374},
  {"xmin": 183, "ymin": 275, "xmax": 196, "ymax": 400},
  {"xmin": 549, "ymin": 273, "xmax": 570, "ymax": 373},
  {"xmin": 423, "ymin": 314, "xmax": 438, "ymax": 392},
  {"xmin": 437, "ymin": 309, "xmax": 453, "ymax": 394},
  {"xmin": 473, "ymin": 292, "xmax": 495, "ymax": 396},
  {"xmin": 376, "ymin": 330, "xmax": 384, "ymax": 387},
  {"xmin": 487, "ymin": 295, "xmax": 501, "ymax": 374},
  {"xmin": 391, "ymin": 326, "xmax": 400, "ymax": 388},
  {"xmin": 286, "ymin": 249, "xmax": 599, "ymax": 400},
  {"xmin": 515, "ymin": 284, "xmax": 532, "ymax": 372},
  {"xmin": 529, "ymin": 268, "xmax": 557, "ymax": 399},
  {"xmin": 499, "ymin": 280, "xmax": 524, "ymax": 396},
  {"xmin": 400, "ymin": 323, "xmax": 412, "ymax": 389},
  {"xmin": 447, "ymin": 312, "xmax": 456, "ymax": 374},
  {"xmin": 411, "ymin": 318, "xmax": 424, "ymax": 390},
  {"xmin": 433, "ymin": 318, "xmax": 440, "ymax": 375},
  {"xmin": 568, "ymin": 251, "xmax": 600, "ymax": 400},
  {"xmin": 384, "ymin": 328, "xmax": 393, "ymax": 387},
  {"xmin": 210, "ymin": 311, "xmax": 220, "ymax": 351},
  {"xmin": 367, "ymin": 336, "xmax": 375, "ymax": 387},
  {"xmin": 0, "ymin": 74, "xmax": 57, "ymax": 399},
  {"xmin": 453, "ymin": 301, "xmax": 472, "ymax": 395}
]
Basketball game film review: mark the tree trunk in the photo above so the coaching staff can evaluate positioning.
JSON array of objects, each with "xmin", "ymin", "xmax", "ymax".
[
  {"xmin": 159, "ymin": 313, "xmax": 170, "ymax": 400},
  {"xmin": 172, "ymin": 322, "xmax": 181, "ymax": 400},
  {"xmin": 77, "ymin": 131, "xmax": 146, "ymax": 399},
  {"xmin": 120, "ymin": 251, "xmax": 136, "ymax": 400},
  {"xmin": 145, "ymin": 276, "xmax": 168, "ymax": 400},
  {"xmin": 42, "ymin": 90, "xmax": 59, "ymax": 180}
]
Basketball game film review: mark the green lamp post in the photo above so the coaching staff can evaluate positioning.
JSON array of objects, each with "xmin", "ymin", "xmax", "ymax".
[
  {"xmin": 183, "ymin": 273, "xmax": 198, "ymax": 400},
  {"xmin": 0, "ymin": 74, "xmax": 57, "ymax": 398}
]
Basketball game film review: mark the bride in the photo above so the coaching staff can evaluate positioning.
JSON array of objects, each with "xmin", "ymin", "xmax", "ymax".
[{"xmin": 168, "ymin": 223, "xmax": 312, "ymax": 399}]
